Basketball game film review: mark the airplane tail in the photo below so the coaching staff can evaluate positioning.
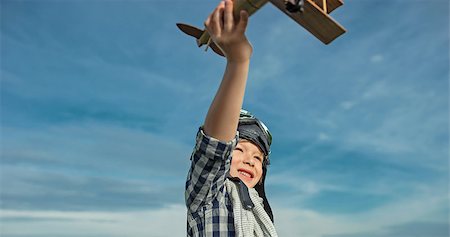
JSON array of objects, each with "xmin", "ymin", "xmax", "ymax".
[{"xmin": 176, "ymin": 23, "xmax": 225, "ymax": 57}]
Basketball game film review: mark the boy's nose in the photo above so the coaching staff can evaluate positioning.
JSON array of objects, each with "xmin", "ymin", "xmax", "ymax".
[{"xmin": 243, "ymin": 156, "xmax": 254, "ymax": 166}]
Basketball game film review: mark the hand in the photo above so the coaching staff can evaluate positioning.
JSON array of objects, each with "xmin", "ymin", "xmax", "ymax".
[{"xmin": 204, "ymin": 0, "xmax": 253, "ymax": 62}]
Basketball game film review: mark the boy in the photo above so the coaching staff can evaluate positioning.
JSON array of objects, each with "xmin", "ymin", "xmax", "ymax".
[{"xmin": 185, "ymin": 0, "xmax": 278, "ymax": 236}]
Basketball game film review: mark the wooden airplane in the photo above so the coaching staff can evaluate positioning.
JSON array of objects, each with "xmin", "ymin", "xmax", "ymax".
[{"xmin": 177, "ymin": 0, "xmax": 346, "ymax": 56}]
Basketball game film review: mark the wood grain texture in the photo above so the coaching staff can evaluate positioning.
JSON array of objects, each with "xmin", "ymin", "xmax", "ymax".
[
  {"xmin": 312, "ymin": 0, "xmax": 343, "ymax": 13},
  {"xmin": 269, "ymin": 0, "xmax": 346, "ymax": 44}
]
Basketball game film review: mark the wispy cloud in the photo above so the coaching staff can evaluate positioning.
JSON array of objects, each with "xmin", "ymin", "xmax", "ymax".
[
  {"xmin": 2, "ymin": 122, "xmax": 192, "ymax": 211},
  {"xmin": 1, "ymin": 205, "xmax": 186, "ymax": 237},
  {"xmin": 273, "ymin": 189, "xmax": 448, "ymax": 237},
  {"xmin": 1, "ymin": 0, "xmax": 448, "ymax": 236}
]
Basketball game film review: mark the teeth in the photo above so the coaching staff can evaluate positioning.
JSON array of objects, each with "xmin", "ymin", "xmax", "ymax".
[{"xmin": 239, "ymin": 171, "xmax": 252, "ymax": 178}]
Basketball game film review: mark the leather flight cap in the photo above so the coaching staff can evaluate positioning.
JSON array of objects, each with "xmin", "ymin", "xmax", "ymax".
[
  {"xmin": 236, "ymin": 110, "xmax": 274, "ymax": 222},
  {"xmin": 237, "ymin": 121, "xmax": 271, "ymax": 162}
]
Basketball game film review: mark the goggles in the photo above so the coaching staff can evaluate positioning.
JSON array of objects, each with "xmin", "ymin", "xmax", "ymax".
[{"xmin": 239, "ymin": 109, "xmax": 273, "ymax": 165}]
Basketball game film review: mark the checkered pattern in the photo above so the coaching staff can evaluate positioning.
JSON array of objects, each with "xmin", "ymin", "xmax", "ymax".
[{"xmin": 185, "ymin": 128, "xmax": 238, "ymax": 237}]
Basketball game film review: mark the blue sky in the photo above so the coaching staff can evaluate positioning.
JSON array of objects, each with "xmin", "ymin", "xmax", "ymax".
[{"xmin": 1, "ymin": 0, "xmax": 448, "ymax": 236}]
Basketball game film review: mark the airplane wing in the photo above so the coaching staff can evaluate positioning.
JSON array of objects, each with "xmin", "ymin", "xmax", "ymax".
[
  {"xmin": 310, "ymin": 0, "xmax": 343, "ymax": 14},
  {"xmin": 269, "ymin": 0, "xmax": 346, "ymax": 44}
]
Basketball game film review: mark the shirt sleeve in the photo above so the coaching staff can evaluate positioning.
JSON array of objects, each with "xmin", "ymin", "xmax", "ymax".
[{"xmin": 185, "ymin": 127, "xmax": 238, "ymax": 213}]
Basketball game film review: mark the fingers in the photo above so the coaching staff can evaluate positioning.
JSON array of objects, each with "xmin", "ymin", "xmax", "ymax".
[
  {"xmin": 204, "ymin": 1, "xmax": 225, "ymax": 36},
  {"xmin": 204, "ymin": 14, "xmax": 211, "ymax": 30},
  {"xmin": 236, "ymin": 10, "xmax": 249, "ymax": 34},
  {"xmin": 223, "ymin": 0, "xmax": 233, "ymax": 32},
  {"xmin": 214, "ymin": 1, "xmax": 225, "ymax": 32}
]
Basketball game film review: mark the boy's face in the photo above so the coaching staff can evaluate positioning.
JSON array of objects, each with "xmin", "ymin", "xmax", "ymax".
[{"xmin": 230, "ymin": 140, "xmax": 264, "ymax": 188}]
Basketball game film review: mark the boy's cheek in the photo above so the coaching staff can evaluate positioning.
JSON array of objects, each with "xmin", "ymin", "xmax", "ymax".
[{"xmin": 228, "ymin": 163, "xmax": 239, "ymax": 178}]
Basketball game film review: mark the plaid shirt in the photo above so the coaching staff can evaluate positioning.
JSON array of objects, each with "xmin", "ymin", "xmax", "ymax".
[{"xmin": 185, "ymin": 128, "xmax": 238, "ymax": 236}]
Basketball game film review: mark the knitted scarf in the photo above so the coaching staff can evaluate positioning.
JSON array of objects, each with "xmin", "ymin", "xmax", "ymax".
[{"xmin": 225, "ymin": 179, "xmax": 278, "ymax": 237}]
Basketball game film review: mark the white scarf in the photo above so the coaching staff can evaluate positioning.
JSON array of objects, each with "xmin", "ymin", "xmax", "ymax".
[{"xmin": 225, "ymin": 179, "xmax": 278, "ymax": 237}]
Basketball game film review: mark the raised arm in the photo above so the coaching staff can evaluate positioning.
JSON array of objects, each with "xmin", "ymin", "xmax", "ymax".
[{"xmin": 203, "ymin": 0, "xmax": 253, "ymax": 142}]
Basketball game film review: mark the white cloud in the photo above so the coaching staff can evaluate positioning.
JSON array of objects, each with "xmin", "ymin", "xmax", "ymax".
[
  {"xmin": 2, "ymin": 184, "xmax": 446, "ymax": 237},
  {"xmin": 1, "ymin": 205, "xmax": 186, "ymax": 237},
  {"xmin": 318, "ymin": 132, "xmax": 330, "ymax": 141},
  {"xmin": 2, "ymin": 1, "xmax": 447, "ymax": 237},
  {"xmin": 370, "ymin": 54, "xmax": 384, "ymax": 63},
  {"xmin": 361, "ymin": 81, "xmax": 391, "ymax": 100},
  {"xmin": 2, "ymin": 121, "xmax": 192, "ymax": 210},
  {"xmin": 303, "ymin": 75, "xmax": 448, "ymax": 170},
  {"xmin": 269, "ymin": 172, "xmax": 345, "ymax": 197},
  {"xmin": 340, "ymin": 101, "xmax": 356, "ymax": 110},
  {"xmin": 3, "ymin": 121, "xmax": 192, "ymax": 175},
  {"xmin": 273, "ymin": 189, "xmax": 447, "ymax": 237}
]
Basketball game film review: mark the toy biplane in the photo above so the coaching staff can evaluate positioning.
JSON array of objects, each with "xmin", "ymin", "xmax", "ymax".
[{"xmin": 177, "ymin": 0, "xmax": 346, "ymax": 56}]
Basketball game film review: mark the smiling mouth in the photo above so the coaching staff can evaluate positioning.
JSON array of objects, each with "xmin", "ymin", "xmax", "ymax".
[{"xmin": 238, "ymin": 169, "xmax": 254, "ymax": 179}]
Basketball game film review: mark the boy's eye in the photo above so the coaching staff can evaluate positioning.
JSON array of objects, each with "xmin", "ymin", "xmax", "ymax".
[
  {"xmin": 254, "ymin": 156, "xmax": 262, "ymax": 162},
  {"xmin": 235, "ymin": 147, "xmax": 243, "ymax": 152}
]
